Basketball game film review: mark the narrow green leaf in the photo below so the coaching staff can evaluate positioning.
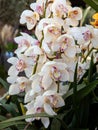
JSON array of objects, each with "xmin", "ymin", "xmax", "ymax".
[
  {"xmin": 0, "ymin": 113, "xmax": 52, "ymax": 124},
  {"xmin": 80, "ymin": 6, "xmax": 91, "ymax": 26},
  {"xmin": 0, "ymin": 77, "xmax": 9, "ymax": 90},
  {"xmin": 0, "ymin": 121, "xmax": 26, "ymax": 129},
  {"xmin": 0, "ymin": 115, "xmax": 6, "ymax": 121},
  {"xmin": 51, "ymin": 118, "xmax": 61, "ymax": 130},
  {"xmin": 63, "ymin": 83, "xmax": 86, "ymax": 99},
  {"xmin": 72, "ymin": 63, "xmax": 80, "ymax": 126},
  {"xmin": 92, "ymin": 0, "xmax": 98, "ymax": 4},
  {"xmin": 0, "ymin": 101, "xmax": 18, "ymax": 116},
  {"xmin": 56, "ymin": 118, "xmax": 70, "ymax": 130},
  {"xmin": 83, "ymin": 0, "xmax": 98, "ymax": 11},
  {"xmin": 76, "ymin": 80, "xmax": 98, "ymax": 102}
]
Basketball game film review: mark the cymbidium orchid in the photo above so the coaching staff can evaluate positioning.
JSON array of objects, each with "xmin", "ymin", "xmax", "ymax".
[
  {"xmin": 7, "ymin": 54, "xmax": 34, "ymax": 77},
  {"xmin": 30, "ymin": 1, "xmax": 44, "ymax": 16},
  {"xmin": 14, "ymin": 32, "xmax": 40, "ymax": 54},
  {"xmin": 66, "ymin": 7, "xmax": 82, "ymax": 26},
  {"xmin": 8, "ymin": 76, "xmax": 31, "ymax": 95},
  {"xmin": 51, "ymin": 0, "xmax": 68, "ymax": 18},
  {"xmin": 7, "ymin": 0, "xmax": 98, "ymax": 129},
  {"xmin": 20, "ymin": 10, "xmax": 39, "ymax": 30}
]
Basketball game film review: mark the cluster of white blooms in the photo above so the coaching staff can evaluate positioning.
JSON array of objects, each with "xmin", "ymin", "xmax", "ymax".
[{"xmin": 7, "ymin": 0, "xmax": 98, "ymax": 128}]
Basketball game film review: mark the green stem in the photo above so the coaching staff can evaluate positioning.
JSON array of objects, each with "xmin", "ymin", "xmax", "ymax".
[
  {"xmin": 32, "ymin": 31, "xmax": 44, "ymax": 74},
  {"xmin": 82, "ymin": 47, "xmax": 94, "ymax": 63}
]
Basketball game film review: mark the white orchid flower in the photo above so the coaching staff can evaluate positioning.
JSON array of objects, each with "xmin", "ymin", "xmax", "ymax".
[
  {"xmin": 43, "ymin": 90, "xmax": 65, "ymax": 115},
  {"xmin": 43, "ymin": 24, "xmax": 61, "ymax": 41},
  {"xmin": 69, "ymin": 25, "xmax": 98, "ymax": 49},
  {"xmin": 14, "ymin": 32, "xmax": 39, "ymax": 54},
  {"xmin": 66, "ymin": 7, "xmax": 82, "ymax": 26},
  {"xmin": 7, "ymin": 54, "xmax": 34, "ymax": 77},
  {"xmin": 8, "ymin": 77, "xmax": 31, "ymax": 95},
  {"xmin": 51, "ymin": 0, "xmax": 69, "ymax": 18},
  {"xmin": 20, "ymin": 10, "xmax": 39, "ymax": 30},
  {"xmin": 35, "ymin": 18, "xmax": 61, "ymax": 41},
  {"xmin": 30, "ymin": 1, "xmax": 44, "ymax": 16},
  {"xmin": 25, "ymin": 98, "xmax": 50, "ymax": 128},
  {"xmin": 40, "ymin": 61, "xmax": 69, "ymax": 86}
]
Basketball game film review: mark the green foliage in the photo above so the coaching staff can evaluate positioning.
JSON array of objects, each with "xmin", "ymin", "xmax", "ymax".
[{"xmin": 83, "ymin": 0, "xmax": 98, "ymax": 11}]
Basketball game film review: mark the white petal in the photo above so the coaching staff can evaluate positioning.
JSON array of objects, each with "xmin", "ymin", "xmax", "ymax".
[
  {"xmin": 9, "ymin": 84, "xmax": 20, "ymax": 95},
  {"xmin": 41, "ymin": 117, "xmax": 50, "ymax": 128},
  {"xmin": 8, "ymin": 66, "xmax": 18, "ymax": 76},
  {"xmin": 55, "ymin": 96, "xmax": 65, "ymax": 108},
  {"xmin": 7, "ymin": 57, "xmax": 18, "ymax": 65},
  {"xmin": 15, "ymin": 46, "xmax": 27, "ymax": 54},
  {"xmin": 24, "ymin": 91, "xmax": 34, "ymax": 103},
  {"xmin": 44, "ymin": 103, "xmax": 57, "ymax": 116},
  {"xmin": 42, "ymin": 74, "xmax": 53, "ymax": 90},
  {"xmin": 59, "ymin": 83, "xmax": 69, "ymax": 95},
  {"xmin": 25, "ymin": 66, "xmax": 33, "ymax": 78},
  {"xmin": 42, "ymin": 40, "xmax": 51, "ymax": 53},
  {"xmin": 20, "ymin": 17, "xmax": 26, "ymax": 24},
  {"xmin": 7, "ymin": 76, "xmax": 18, "ymax": 84},
  {"xmin": 65, "ymin": 46, "xmax": 76, "ymax": 58},
  {"xmin": 60, "ymin": 70, "xmax": 69, "ymax": 81},
  {"xmin": 27, "ymin": 23, "xmax": 35, "ymax": 30}
]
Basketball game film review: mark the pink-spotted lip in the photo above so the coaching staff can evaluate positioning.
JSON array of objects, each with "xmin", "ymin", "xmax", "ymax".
[{"xmin": 16, "ymin": 59, "xmax": 26, "ymax": 72}]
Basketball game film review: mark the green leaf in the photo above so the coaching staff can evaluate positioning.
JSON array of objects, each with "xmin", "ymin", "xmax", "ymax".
[
  {"xmin": 0, "ymin": 113, "xmax": 52, "ymax": 124},
  {"xmin": 0, "ymin": 113, "xmax": 52, "ymax": 129},
  {"xmin": 0, "ymin": 115, "xmax": 6, "ymax": 121},
  {"xmin": 56, "ymin": 118, "xmax": 70, "ymax": 130},
  {"xmin": 83, "ymin": 0, "xmax": 98, "ymax": 11},
  {"xmin": 0, "ymin": 121, "xmax": 26, "ymax": 129},
  {"xmin": 76, "ymin": 80, "xmax": 98, "ymax": 102},
  {"xmin": 63, "ymin": 83, "xmax": 86, "ymax": 99},
  {"xmin": 51, "ymin": 118, "xmax": 61, "ymax": 130},
  {"xmin": 0, "ymin": 101, "xmax": 18, "ymax": 116},
  {"xmin": 0, "ymin": 77, "xmax": 9, "ymax": 90},
  {"xmin": 80, "ymin": 6, "xmax": 91, "ymax": 26}
]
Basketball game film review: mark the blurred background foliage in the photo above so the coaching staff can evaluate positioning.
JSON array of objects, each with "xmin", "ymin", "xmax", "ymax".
[{"xmin": 0, "ymin": 0, "xmax": 35, "ymax": 25}]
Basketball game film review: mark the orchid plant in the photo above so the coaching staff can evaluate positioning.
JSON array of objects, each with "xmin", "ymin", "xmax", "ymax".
[{"xmin": 0, "ymin": 0, "xmax": 98, "ymax": 130}]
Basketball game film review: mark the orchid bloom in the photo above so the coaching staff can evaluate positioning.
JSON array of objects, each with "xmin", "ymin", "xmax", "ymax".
[
  {"xmin": 25, "ymin": 97, "xmax": 50, "ymax": 128},
  {"xmin": 7, "ymin": 54, "xmax": 34, "ymax": 77},
  {"xmin": 20, "ymin": 10, "xmax": 39, "ymax": 30},
  {"xmin": 8, "ymin": 77, "xmax": 31, "ymax": 95},
  {"xmin": 51, "ymin": 0, "xmax": 68, "ymax": 18},
  {"xmin": 66, "ymin": 7, "xmax": 82, "ymax": 26},
  {"xmin": 39, "ymin": 61, "xmax": 70, "ymax": 90},
  {"xmin": 14, "ymin": 32, "xmax": 40, "ymax": 54},
  {"xmin": 30, "ymin": 1, "xmax": 44, "ymax": 16},
  {"xmin": 69, "ymin": 25, "xmax": 98, "ymax": 49}
]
